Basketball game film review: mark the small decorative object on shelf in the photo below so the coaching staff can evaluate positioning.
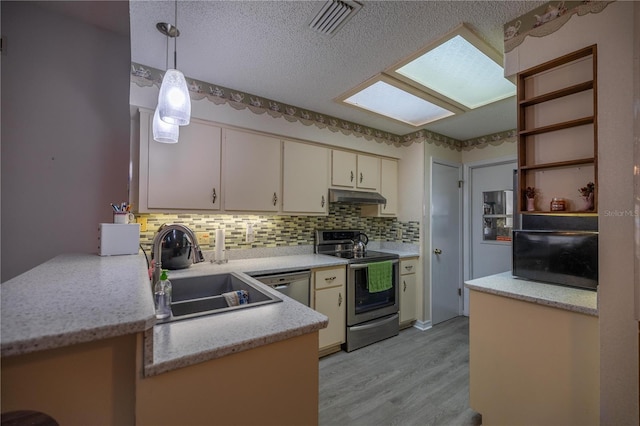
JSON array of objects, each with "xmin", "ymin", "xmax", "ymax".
[
  {"xmin": 579, "ymin": 181, "xmax": 595, "ymax": 211},
  {"xmin": 550, "ymin": 197, "xmax": 566, "ymax": 211},
  {"xmin": 525, "ymin": 186, "xmax": 536, "ymax": 211}
]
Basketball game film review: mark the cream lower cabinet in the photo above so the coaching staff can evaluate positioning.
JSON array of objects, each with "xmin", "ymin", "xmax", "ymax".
[
  {"xmin": 223, "ymin": 128, "xmax": 281, "ymax": 212},
  {"xmin": 282, "ymin": 141, "xmax": 329, "ymax": 214},
  {"xmin": 140, "ymin": 110, "xmax": 222, "ymax": 211},
  {"xmin": 399, "ymin": 257, "xmax": 417, "ymax": 327},
  {"xmin": 313, "ymin": 266, "xmax": 346, "ymax": 356}
]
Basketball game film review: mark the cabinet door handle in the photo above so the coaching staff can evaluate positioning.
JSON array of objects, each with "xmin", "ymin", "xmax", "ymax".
[
  {"xmin": 404, "ymin": 265, "xmax": 413, "ymax": 272},
  {"xmin": 338, "ymin": 292, "xmax": 342, "ymax": 307},
  {"xmin": 360, "ymin": 172, "xmax": 363, "ymax": 183},
  {"xmin": 325, "ymin": 276, "xmax": 336, "ymax": 282},
  {"xmin": 321, "ymin": 195, "xmax": 325, "ymax": 208},
  {"xmin": 434, "ymin": 248, "xmax": 442, "ymax": 255},
  {"xmin": 350, "ymin": 171, "xmax": 354, "ymax": 182},
  {"xmin": 212, "ymin": 188, "xmax": 217, "ymax": 204},
  {"xmin": 403, "ymin": 280, "xmax": 407, "ymax": 292},
  {"xmin": 273, "ymin": 192, "xmax": 278, "ymax": 206}
]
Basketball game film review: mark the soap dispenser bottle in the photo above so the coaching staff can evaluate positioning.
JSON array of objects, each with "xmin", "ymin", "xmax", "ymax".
[{"xmin": 154, "ymin": 269, "xmax": 172, "ymax": 319}]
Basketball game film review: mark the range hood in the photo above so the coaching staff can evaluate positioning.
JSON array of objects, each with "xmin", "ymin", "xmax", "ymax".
[{"xmin": 328, "ymin": 188, "xmax": 386, "ymax": 205}]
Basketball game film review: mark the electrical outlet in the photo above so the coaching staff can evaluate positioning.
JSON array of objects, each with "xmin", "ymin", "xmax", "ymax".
[
  {"xmin": 396, "ymin": 228, "xmax": 403, "ymax": 240},
  {"xmin": 137, "ymin": 217, "xmax": 147, "ymax": 232},
  {"xmin": 246, "ymin": 223, "xmax": 255, "ymax": 243},
  {"xmin": 197, "ymin": 232, "xmax": 210, "ymax": 246}
]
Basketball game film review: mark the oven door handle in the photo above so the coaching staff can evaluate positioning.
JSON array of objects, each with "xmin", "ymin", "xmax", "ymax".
[
  {"xmin": 348, "ymin": 259, "xmax": 399, "ymax": 270},
  {"xmin": 349, "ymin": 313, "xmax": 399, "ymax": 331}
]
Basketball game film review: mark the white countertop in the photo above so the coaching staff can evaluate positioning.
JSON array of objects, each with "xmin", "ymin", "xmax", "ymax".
[
  {"xmin": 1, "ymin": 249, "xmax": 418, "ymax": 375},
  {"xmin": 465, "ymin": 271, "xmax": 598, "ymax": 316},
  {"xmin": 1, "ymin": 254, "xmax": 155, "ymax": 357}
]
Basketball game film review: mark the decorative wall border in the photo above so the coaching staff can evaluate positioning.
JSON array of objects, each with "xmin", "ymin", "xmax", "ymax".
[
  {"xmin": 503, "ymin": 1, "xmax": 613, "ymax": 53},
  {"xmin": 132, "ymin": 63, "xmax": 510, "ymax": 152}
]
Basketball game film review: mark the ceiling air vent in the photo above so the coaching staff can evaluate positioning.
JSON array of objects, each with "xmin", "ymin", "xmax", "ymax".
[{"xmin": 308, "ymin": 0, "xmax": 362, "ymax": 37}]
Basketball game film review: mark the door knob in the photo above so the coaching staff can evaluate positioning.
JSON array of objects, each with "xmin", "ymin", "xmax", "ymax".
[{"xmin": 434, "ymin": 248, "xmax": 442, "ymax": 255}]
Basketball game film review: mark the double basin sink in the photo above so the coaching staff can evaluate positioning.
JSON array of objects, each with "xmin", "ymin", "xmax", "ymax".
[{"xmin": 156, "ymin": 272, "xmax": 282, "ymax": 324}]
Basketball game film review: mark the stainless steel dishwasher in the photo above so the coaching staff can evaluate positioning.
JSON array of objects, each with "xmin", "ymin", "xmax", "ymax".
[{"xmin": 252, "ymin": 270, "xmax": 311, "ymax": 307}]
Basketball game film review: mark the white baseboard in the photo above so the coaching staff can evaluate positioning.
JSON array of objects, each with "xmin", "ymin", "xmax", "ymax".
[{"xmin": 413, "ymin": 319, "xmax": 432, "ymax": 331}]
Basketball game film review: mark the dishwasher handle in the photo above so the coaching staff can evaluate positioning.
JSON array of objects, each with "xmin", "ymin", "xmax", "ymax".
[{"xmin": 251, "ymin": 270, "xmax": 311, "ymax": 286}]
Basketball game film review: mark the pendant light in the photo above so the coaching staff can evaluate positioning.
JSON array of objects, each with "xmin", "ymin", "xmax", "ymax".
[
  {"xmin": 153, "ymin": 31, "xmax": 179, "ymax": 143},
  {"xmin": 156, "ymin": 1, "xmax": 190, "ymax": 127}
]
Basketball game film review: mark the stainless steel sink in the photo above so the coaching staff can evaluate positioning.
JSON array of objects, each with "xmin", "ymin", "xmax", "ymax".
[{"xmin": 156, "ymin": 272, "xmax": 282, "ymax": 323}]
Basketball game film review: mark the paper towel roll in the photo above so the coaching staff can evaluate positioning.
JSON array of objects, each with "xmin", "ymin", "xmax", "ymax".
[{"xmin": 215, "ymin": 228, "xmax": 226, "ymax": 262}]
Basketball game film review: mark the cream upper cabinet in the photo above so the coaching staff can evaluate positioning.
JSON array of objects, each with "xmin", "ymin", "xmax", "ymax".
[
  {"xmin": 143, "ymin": 111, "xmax": 222, "ymax": 211},
  {"xmin": 380, "ymin": 158, "xmax": 398, "ymax": 215},
  {"xmin": 356, "ymin": 154, "xmax": 380, "ymax": 191},
  {"xmin": 361, "ymin": 158, "xmax": 398, "ymax": 217},
  {"xmin": 223, "ymin": 129, "xmax": 281, "ymax": 212},
  {"xmin": 282, "ymin": 141, "xmax": 329, "ymax": 214},
  {"xmin": 331, "ymin": 150, "xmax": 356, "ymax": 187},
  {"xmin": 331, "ymin": 150, "xmax": 380, "ymax": 191}
]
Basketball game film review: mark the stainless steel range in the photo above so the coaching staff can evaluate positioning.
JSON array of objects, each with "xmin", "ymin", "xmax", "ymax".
[{"xmin": 315, "ymin": 230, "xmax": 400, "ymax": 352}]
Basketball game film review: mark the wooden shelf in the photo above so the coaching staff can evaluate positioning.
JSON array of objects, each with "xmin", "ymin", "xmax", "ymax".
[
  {"xmin": 520, "ymin": 157, "xmax": 595, "ymax": 171},
  {"xmin": 519, "ymin": 81, "xmax": 594, "ymax": 107},
  {"xmin": 517, "ymin": 44, "xmax": 598, "ymax": 215},
  {"xmin": 519, "ymin": 116, "xmax": 594, "ymax": 137},
  {"xmin": 521, "ymin": 211, "xmax": 598, "ymax": 216}
]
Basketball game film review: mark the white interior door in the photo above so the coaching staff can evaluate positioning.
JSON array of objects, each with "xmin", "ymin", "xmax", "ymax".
[
  {"xmin": 431, "ymin": 160, "xmax": 462, "ymax": 325},
  {"xmin": 463, "ymin": 160, "xmax": 516, "ymax": 315}
]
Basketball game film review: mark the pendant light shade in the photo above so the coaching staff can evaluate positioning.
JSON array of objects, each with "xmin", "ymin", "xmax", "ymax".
[
  {"xmin": 153, "ymin": 106, "xmax": 179, "ymax": 143},
  {"xmin": 157, "ymin": 69, "xmax": 191, "ymax": 126}
]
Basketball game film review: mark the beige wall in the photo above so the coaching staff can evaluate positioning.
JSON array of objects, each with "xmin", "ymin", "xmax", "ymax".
[
  {"xmin": 461, "ymin": 139, "xmax": 516, "ymax": 164},
  {"xmin": 1, "ymin": 2, "xmax": 131, "ymax": 282},
  {"xmin": 1, "ymin": 335, "xmax": 137, "ymax": 425},
  {"xmin": 136, "ymin": 332, "xmax": 320, "ymax": 426},
  {"xmin": 505, "ymin": 2, "xmax": 638, "ymax": 423},
  {"xmin": 469, "ymin": 290, "xmax": 599, "ymax": 425}
]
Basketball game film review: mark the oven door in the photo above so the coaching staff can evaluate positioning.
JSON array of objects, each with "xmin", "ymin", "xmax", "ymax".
[{"xmin": 347, "ymin": 260, "xmax": 399, "ymax": 326}]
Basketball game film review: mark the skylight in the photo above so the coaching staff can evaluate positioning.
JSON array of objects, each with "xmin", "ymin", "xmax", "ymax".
[
  {"xmin": 395, "ymin": 34, "xmax": 515, "ymax": 109},
  {"xmin": 343, "ymin": 80, "xmax": 455, "ymax": 126},
  {"xmin": 337, "ymin": 24, "xmax": 514, "ymax": 127}
]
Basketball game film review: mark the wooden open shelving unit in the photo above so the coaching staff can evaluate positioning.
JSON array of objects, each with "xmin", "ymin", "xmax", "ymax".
[{"xmin": 517, "ymin": 45, "xmax": 598, "ymax": 214}]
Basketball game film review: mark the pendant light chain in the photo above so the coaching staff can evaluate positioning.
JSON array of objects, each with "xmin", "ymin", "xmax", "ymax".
[{"xmin": 174, "ymin": 0, "xmax": 178, "ymax": 70}]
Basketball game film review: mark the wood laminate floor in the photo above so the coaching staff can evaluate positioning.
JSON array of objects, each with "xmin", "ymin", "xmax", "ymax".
[{"xmin": 319, "ymin": 316, "xmax": 481, "ymax": 426}]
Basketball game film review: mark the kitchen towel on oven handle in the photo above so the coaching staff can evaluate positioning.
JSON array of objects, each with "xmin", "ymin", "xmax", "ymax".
[{"xmin": 367, "ymin": 261, "xmax": 393, "ymax": 293}]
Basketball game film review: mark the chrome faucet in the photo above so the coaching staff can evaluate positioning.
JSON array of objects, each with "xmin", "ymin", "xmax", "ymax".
[{"xmin": 151, "ymin": 224, "xmax": 205, "ymax": 284}]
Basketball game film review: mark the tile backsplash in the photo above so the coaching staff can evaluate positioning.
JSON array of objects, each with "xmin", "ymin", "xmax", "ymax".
[{"xmin": 137, "ymin": 204, "xmax": 420, "ymax": 252}]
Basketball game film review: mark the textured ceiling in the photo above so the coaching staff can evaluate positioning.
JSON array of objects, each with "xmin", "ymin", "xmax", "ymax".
[{"xmin": 100, "ymin": 1, "xmax": 547, "ymax": 140}]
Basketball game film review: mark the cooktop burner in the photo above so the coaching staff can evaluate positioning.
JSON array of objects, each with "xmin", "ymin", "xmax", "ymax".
[{"xmin": 315, "ymin": 229, "xmax": 399, "ymax": 263}]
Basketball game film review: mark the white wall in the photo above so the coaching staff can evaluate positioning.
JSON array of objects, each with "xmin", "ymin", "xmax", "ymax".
[
  {"xmin": 505, "ymin": 2, "xmax": 638, "ymax": 422},
  {"xmin": 1, "ymin": 2, "xmax": 131, "ymax": 281},
  {"xmin": 461, "ymin": 139, "xmax": 516, "ymax": 164}
]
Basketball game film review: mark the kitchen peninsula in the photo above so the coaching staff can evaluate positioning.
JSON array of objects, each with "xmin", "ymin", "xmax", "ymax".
[
  {"xmin": 465, "ymin": 272, "xmax": 599, "ymax": 425},
  {"xmin": 0, "ymin": 252, "xmax": 341, "ymax": 425}
]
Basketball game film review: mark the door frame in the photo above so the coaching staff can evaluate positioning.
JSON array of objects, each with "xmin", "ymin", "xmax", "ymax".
[
  {"xmin": 462, "ymin": 155, "xmax": 516, "ymax": 316},
  {"xmin": 429, "ymin": 157, "xmax": 463, "ymax": 324}
]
